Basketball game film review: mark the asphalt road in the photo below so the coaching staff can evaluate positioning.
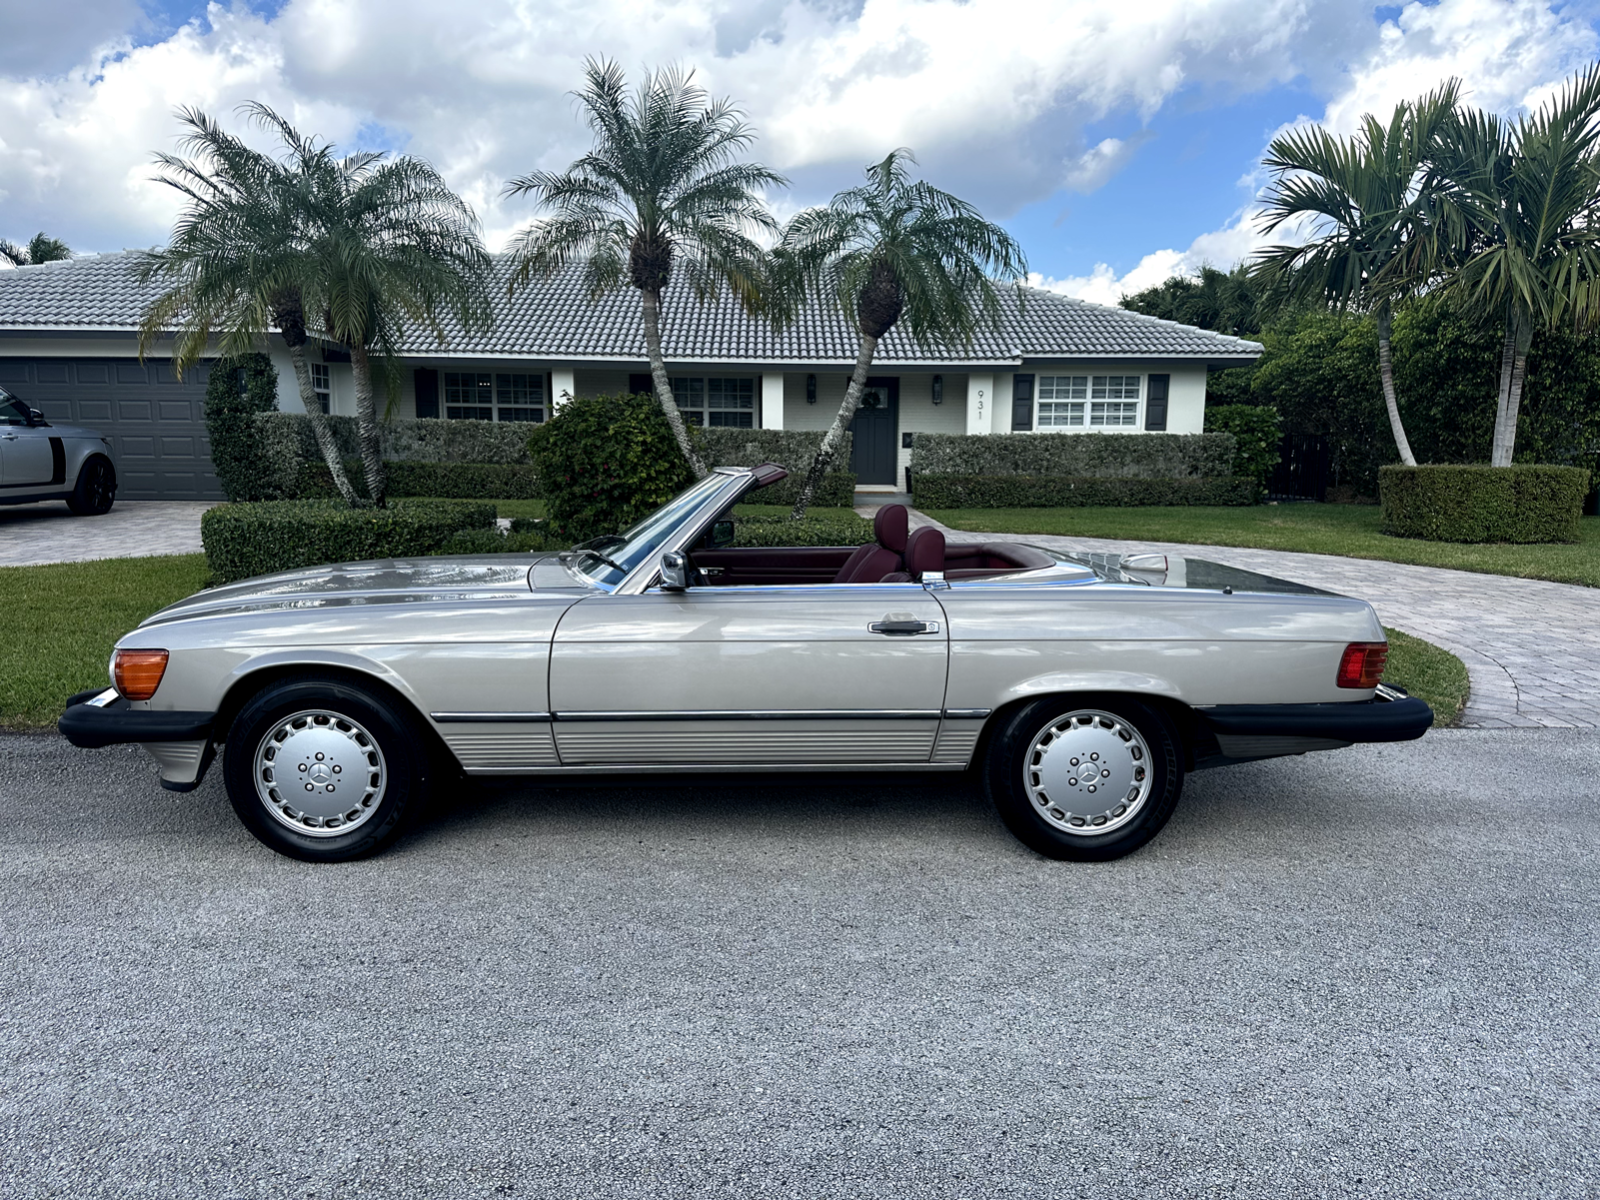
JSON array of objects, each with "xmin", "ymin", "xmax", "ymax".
[{"xmin": 1, "ymin": 729, "xmax": 1596, "ymax": 1200}]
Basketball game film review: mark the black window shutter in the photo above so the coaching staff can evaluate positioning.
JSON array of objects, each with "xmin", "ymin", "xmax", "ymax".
[
  {"xmin": 414, "ymin": 368, "xmax": 439, "ymax": 420},
  {"xmin": 629, "ymin": 373, "xmax": 652, "ymax": 395},
  {"xmin": 1010, "ymin": 374, "xmax": 1035, "ymax": 431},
  {"xmin": 1144, "ymin": 373, "xmax": 1170, "ymax": 431}
]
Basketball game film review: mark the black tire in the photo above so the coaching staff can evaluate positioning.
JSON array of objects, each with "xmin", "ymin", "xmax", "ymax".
[
  {"xmin": 65, "ymin": 455, "xmax": 116, "ymax": 515},
  {"xmin": 222, "ymin": 675, "xmax": 431, "ymax": 862},
  {"xmin": 983, "ymin": 695, "xmax": 1184, "ymax": 862}
]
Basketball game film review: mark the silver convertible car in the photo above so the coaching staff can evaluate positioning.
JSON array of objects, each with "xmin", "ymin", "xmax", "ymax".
[
  {"xmin": 0, "ymin": 386, "xmax": 118, "ymax": 514},
  {"xmin": 61, "ymin": 463, "xmax": 1431, "ymax": 862}
]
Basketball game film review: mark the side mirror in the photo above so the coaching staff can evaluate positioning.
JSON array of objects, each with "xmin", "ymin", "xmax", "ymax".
[
  {"xmin": 660, "ymin": 551, "xmax": 689, "ymax": 592},
  {"xmin": 27, "ymin": 408, "xmax": 46, "ymax": 426},
  {"xmin": 709, "ymin": 519, "xmax": 735, "ymax": 548}
]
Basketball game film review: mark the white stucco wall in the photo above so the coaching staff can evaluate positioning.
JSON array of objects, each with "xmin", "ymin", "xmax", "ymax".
[{"xmin": 987, "ymin": 363, "xmax": 1210, "ymax": 435}]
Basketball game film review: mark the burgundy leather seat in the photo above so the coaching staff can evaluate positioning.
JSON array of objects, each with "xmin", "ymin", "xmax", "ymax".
[
  {"xmin": 833, "ymin": 503, "xmax": 908, "ymax": 582},
  {"xmin": 881, "ymin": 525, "xmax": 945, "ymax": 583}
]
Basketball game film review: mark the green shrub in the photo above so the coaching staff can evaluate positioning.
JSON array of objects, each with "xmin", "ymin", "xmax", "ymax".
[
  {"xmin": 205, "ymin": 353, "xmax": 281, "ymax": 501},
  {"xmin": 729, "ymin": 513, "xmax": 875, "ymax": 547},
  {"xmin": 912, "ymin": 474, "xmax": 1258, "ymax": 508},
  {"xmin": 201, "ymin": 499, "xmax": 498, "ymax": 584},
  {"xmin": 297, "ymin": 460, "xmax": 541, "ymax": 500},
  {"xmin": 525, "ymin": 393, "xmax": 697, "ymax": 543},
  {"xmin": 696, "ymin": 428, "xmax": 856, "ymax": 505},
  {"xmin": 1204, "ymin": 405, "xmax": 1280, "ymax": 491},
  {"xmin": 909, "ymin": 432, "xmax": 1235, "ymax": 479},
  {"xmin": 1378, "ymin": 464, "xmax": 1591, "ymax": 543},
  {"xmin": 435, "ymin": 526, "xmax": 564, "ymax": 555}
]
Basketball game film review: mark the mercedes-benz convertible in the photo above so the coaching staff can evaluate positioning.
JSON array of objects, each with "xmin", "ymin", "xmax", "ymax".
[{"xmin": 60, "ymin": 463, "xmax": 1431, "ymax": 862}]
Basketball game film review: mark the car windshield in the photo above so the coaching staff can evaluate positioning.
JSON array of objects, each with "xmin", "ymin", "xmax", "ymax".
[{"xmin": 565, "ymin": 471, "xmax": 738, "ymax": 589}]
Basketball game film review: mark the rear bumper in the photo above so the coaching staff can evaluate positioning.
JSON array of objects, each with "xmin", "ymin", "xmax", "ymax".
[
  {"xmin": 58, "ymin": 688, "xmax": 215, "ymax": 749},
  {"xmin": 1199, "ymin": 694, "xmax": 1435, "ymax": 744}
]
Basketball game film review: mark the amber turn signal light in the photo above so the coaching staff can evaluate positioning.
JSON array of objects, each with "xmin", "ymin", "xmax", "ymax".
[
  {"xmin": 1336, "ymin": 642, "xmax": 1388, "ymax": 689},
  {"xmin": 113, "ymin": 649, "xmax": 169, "ymax": 701}
]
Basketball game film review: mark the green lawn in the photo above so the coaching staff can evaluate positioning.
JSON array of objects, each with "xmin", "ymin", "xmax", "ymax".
[
  {"xmin": 923, "ymin": 503, "xmax": 1600, "ymax": 588},
  {"xmin": 0, "ymin": 554, "xmax": 210, "ymax": 730},
  {"xmin": 1382, "ymin": 627, "xmax": 1470, "ymax": 727}
]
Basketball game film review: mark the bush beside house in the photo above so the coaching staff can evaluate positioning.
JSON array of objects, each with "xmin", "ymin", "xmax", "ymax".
[
  {"xmin": 908, "ymin": 431, "xmax": 1253, "ymax": 508},
  {"xmin": 1203, "ymin": 405, "xmax": 1281, "ymax": 493},
  {"xmin": 1379, "ymin": 464, "xmax": 1591, "ymax": 543},
  {"xmin": 203, "ymin": 353, "xmax": 281, "ymax": 501}
]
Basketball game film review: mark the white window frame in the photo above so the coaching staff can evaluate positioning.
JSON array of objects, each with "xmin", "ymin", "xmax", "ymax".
[
  {"xmin": 1037, "ymin": 374, "xmax": 1142, "ymax": 429},
  {"xmin": 1037, "ymin": 375, "xmax": 1087, "ymax": 428},
  {"xmin": 310, "ymin": 362, "xmax": 332, "ymax": 415},
  {"xmin": 493, "ymin": 372, "xmax": 545, "ymax": 423},
  {"xmin": 671, "ymin": 376, "xmax": 756, "ymax": 428},
  {"xmin": 1089, "ymin": 375, "xmax": 1140, "ymax": 427}
]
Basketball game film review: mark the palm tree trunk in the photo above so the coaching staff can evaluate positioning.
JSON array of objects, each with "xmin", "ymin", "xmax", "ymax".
[
  {"xmin": 1491, "ymin": 308, "xmax": 1524, "ymax": 467},
  {"xmin": 1375, "ymin": 308, "xmax": 1416, "ymax": 467},
  {"xmin": 285, "ymin": 341, "xmax": 362, "ymax": 506},
  {"xmin": 791, "ymin": 331, "xmax": 878, "ymax": 520},
  {"xmin": 639, "ymin": 287, "xmax": 707, "ymax": 478},
  {"xmin": 348, "ymin": 343, "xmax": 388, "ymax": 506}
]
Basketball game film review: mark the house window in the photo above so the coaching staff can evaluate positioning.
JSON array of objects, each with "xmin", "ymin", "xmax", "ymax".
[
  {"xmin": 310, "ymin": 363, "xmax": 331, "ymax": 415},
  {"xmin": 671, "ymin": 376, "xmax": 754, "ymax": 427},
  {"xmin": 1090, "ymin": 375, "xmax": 1140, "ymax": 427},
  {"xmin": 495, "ymin": 373, "xmax": 544, "ymax": 422},
  {"xmin": 1038, "ymin": 376, "xmax": 1088, "ymax": 427},
  {"xmin": 444, "ymin": 372, "xmax": 494, "ymax": 420}
]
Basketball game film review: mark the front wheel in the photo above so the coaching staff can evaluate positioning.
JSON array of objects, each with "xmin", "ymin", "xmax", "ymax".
[
  {"xmin": 65, "ymin": 455, "xmax": 116, "ymax": 515},
  {"xmin": 222, "ymin": 676, "xmax": 432, "ymax": 862},
  {"xmin": 984, "ymin": 696, "xmax": 1183, "ymax": 861}
]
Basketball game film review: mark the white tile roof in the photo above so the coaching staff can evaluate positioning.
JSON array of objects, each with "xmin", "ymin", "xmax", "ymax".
[{"xmin": 0, "ymin": 251, "xmax": 1262, "ymax": 365}]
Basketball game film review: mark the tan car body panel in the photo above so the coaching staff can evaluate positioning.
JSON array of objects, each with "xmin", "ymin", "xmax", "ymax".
[{"xmin": 111, "ymin": 497, "xmax": 1389, "ymax": 787}]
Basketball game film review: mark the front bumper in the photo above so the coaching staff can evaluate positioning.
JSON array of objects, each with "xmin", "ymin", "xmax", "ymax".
[
  {"xmin": 59, "ymin": 689, "xmax": 217, "ymax": 792},
  {"xmin": 1195, "ymin": 691, "xmax": 1434, "ymax": 764}
]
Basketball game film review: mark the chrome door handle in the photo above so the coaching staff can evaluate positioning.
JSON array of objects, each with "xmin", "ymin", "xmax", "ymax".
[
  {"xmin": 869, "ymin": 619, "xmax": 940, "ymax": 636},
  {"xmin": 0, "ymin": 433, "xmax": 17, "ymax": 440}
]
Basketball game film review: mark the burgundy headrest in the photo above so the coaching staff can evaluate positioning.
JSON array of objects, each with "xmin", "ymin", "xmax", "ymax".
[
  {"xmin": 904, "ymin": 525, "xmax": 945, "ymax": 578},
  {"xmin": 873, "ymin": 504, "xmax": 909, "ymax": 554}
]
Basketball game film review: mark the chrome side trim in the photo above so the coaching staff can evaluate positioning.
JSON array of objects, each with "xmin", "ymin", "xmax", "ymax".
[
  {"xmin": 462, "ymin": 761, "xmax": 970, "ymax": 777},
  {"xmin": 431, "ymin": 711, "xmax": 552, "ymax": 723},
  {"xmin": 941, "ymin": 708, "xmax": 992, "ymax": 720},
  {"xmin": 554, "ymin": 709, "xmax": 943, "ymax": 722}
]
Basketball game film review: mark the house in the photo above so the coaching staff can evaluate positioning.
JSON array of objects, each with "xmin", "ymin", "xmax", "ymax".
[{"xmin": 0, "ymin": 253, "xmax": 1263, "ymax": 500}]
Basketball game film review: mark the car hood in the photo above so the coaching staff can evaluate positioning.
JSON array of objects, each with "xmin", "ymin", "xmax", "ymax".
[
  {"xmin": 140, "ymin": 554, "xmax": 590, "ymax": 627},
  {"xmin": 40, "ymin": 423, "xmax": 105, "ymax": 440}
]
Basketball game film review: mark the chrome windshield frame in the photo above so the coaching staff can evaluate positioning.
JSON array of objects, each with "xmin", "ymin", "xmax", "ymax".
[{"xmin": 612, "ymin": 467, "xmax": 757, "ymax": 596}]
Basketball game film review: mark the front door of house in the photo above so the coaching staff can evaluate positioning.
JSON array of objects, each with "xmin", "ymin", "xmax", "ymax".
[{"xmin": 849, "ymin": 377, "xmax": 899, "ymax": 485}]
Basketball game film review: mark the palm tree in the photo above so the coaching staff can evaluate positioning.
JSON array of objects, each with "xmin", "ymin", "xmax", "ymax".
[
  {"xmin": 140, "ymin": 105, "xmax": 492, "ymax": 506},
  {"xmin": 1, "ymin": 232, "xmax": 73, "ymax": 266},
  {"xmin": 1429, "ymin": 64, "xmax": 1600, "ymax": 467},
  {"xmin": 504, "ymin": 58, "xmax": 784, "ymax": 477},
  {"xmin": 771, "ymin": 149, "xmax": 1028, "ymax": 518},
  {"xmin": 1252, "ymin": 82, "xmax": 1462, "ymax": 468}
]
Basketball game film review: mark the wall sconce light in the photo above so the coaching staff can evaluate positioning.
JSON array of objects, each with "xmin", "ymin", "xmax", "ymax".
[
  {"xmin": 931, "ymin": 374, "xmax": 944, "ymax": 405},
  {"xmin": 806, "ymin": 373, "xmax": 817, "ymax": 404}
]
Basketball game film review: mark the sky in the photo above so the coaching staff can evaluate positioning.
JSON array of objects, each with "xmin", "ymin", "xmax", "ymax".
[{"xmin": 1, "ymin": 0, "xmax": 1598, "ymax": 304}]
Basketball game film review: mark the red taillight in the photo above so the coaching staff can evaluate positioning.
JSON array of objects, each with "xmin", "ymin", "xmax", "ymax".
[
  {"xmin": 113, "ymin": 649, "xmax": 169, "ymax": 701},
  {"xmin": 1337, "ymin": 642, "xmax": 1388, "ymax": 689}
]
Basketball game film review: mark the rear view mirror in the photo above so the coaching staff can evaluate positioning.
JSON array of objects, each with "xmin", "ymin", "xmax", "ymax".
[
  {"xmin": 709, "ymin": 519, "xmax": 735, "ymax": 548},
  {"xmin": 660, "ymin": 551, "xmax": 689, "ymax": 591}
]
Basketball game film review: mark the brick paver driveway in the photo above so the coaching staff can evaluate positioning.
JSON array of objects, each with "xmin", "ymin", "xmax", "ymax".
[
  {"xmin": 909, "ymin": 516, "xmax": 1599, "ymax": 731},
  {"xmin": 0, "ymin": 500, "xmax": 216, "ymax": 567}
]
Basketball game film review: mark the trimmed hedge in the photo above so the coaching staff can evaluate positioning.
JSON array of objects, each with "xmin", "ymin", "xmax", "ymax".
[
  {"xmin": 201, "ymin": 499, "xmax": 498, "ymax": 584},
  {"xmin": 1379, "ymin": 464, "xmax": 1592, "ymax": 543},
  {"xmin": 913, "ymin": 474, "xmax": 1259, "ymax": 509},
  {"xmin": 298, "ymin": 460, "xmax": 542, "ymax": 500},
  {"xmin": 697, "ymin": 428, "xmax": 857, "ymax": 506},
  {"xmin": 730, "ymin": 513, "xmax": 875, "ymax": 547},
  {"xmin": 1204, "ymin": 405, "xmax": 1281, "ymax": 491},
  {"xmin": 909, "ymin": 431, "xmax": 1236, "ymax": 479},
  {"xmin": 205, "ymin": 353, "xmax": 281, "ymax": 501}
]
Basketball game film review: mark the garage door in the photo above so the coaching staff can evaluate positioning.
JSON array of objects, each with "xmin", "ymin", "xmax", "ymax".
[{"xmin": 0, "ymin": 357, "xmax": 222, "ymax": 500}]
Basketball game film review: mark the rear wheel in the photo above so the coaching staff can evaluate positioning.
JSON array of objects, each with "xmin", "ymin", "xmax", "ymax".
[
  {"xmin": 222, "ymin": 676, "xmax": 431, "ymax": 862},
  {"xmin": 65, "ymin": 455, "xmax": 116, "ymax": 515},
  {"xmin": 984, "ymin": 696, "xmax": 1183, "ymax": 861}
]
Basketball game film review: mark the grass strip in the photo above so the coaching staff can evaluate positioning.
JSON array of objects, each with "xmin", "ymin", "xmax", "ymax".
[
  {"xmin": 922, "ymin": 504, "xmax": 1600, "ymax": 588},
  {"xmin": 0, "ymin": 554, "xmax": 210, "ymax": 730},
  {"xmin": 1382, "ymin": 626, "xmax": 1470, "ymax": 727}
]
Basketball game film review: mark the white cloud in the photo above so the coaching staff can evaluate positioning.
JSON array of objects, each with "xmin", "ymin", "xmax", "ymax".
[{"xmin": 1042, "ymin": 0, "xmax": 1600, "ymax": 305}]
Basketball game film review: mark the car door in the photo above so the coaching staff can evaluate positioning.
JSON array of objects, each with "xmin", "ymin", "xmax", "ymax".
[
  {"xmin": 0, "ymin": 408, "xmax": 59, "ymax": 489},
  {"xmin": 548, "ymin": 581, "xmax": 949, "ymax": 767}
]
